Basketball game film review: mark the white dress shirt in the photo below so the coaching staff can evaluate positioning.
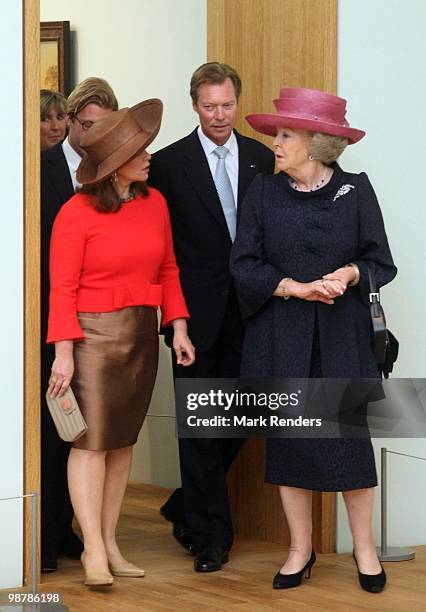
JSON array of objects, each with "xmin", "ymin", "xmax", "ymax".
[
  {"xmin": 197, "ymin": 126, "xmax": 239, "ymax": 206},
  {"xmin": 62, "ymin": 137, "xmax": 82, "ymax": 191}
]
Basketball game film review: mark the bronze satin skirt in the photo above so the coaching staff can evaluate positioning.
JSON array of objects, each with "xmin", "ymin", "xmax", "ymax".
[{"xmin": 72, "ymin": 306, "xmax": 159, "ymax": 451}]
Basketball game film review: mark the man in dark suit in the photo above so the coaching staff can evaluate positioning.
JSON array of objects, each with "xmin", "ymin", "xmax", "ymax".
[
  {"xmin": 41, "ymin": 77, "xmax": 118, "ymax": 572},
  {"xmin": 149, "ymin": 62, "xmax": 275, "ymax": 572}
]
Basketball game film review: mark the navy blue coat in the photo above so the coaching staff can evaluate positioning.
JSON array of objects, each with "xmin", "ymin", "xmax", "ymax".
[{"xmin": 230, "ymin": 164, "xmax": 397, "ymax": 378}]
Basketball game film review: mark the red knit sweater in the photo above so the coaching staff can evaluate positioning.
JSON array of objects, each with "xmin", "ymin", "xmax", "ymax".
[{"xmin": 47, "ymin": 189, "xmax": 189, "ymax": 343}]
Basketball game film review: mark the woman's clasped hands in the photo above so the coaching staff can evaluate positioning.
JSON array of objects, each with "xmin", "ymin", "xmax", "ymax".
[{"xmin": 274, "ymin": 265, "xmax": 356, "ymax": 304}]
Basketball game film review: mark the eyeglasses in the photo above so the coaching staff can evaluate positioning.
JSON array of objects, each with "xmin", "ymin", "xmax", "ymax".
[{"xmin": 72, "ymin": 115, "xmax": 95, "ymax": 131}]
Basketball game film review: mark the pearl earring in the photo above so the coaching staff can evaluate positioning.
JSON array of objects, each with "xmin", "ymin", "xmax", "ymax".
[{"xmin": 308, "ymin": 154, "xmax": 314, "ymax": 161}]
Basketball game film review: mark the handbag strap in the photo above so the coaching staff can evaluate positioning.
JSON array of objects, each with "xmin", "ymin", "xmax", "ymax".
[{"xmin": 366, "ymin": 265, "xmax": 381, "ymax": 316}]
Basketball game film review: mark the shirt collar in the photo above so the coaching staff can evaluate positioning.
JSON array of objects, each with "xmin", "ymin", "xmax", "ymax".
[
  {"xmin": 62, "ymin": 136, "xmax": 82, "ymax": 171},
  {"xmin": 197, "ymin": 126, "xmax": 238, "ymax": 157}
]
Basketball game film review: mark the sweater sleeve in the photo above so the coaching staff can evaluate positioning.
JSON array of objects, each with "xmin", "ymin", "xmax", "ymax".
[
  {"xmin": 230, "ymin": 174, "xmax": 284, "ymax": 319},
  {"xmin": 352, "ymin": 172, "xmax": 397, "ymax": 302},
  {"xmin": 47, "ymin": 202, "xmax": 86, "ymax": 343},
  {"xmin": 157, "ymin": 194, "xmax": 190, "ymax": 326}
]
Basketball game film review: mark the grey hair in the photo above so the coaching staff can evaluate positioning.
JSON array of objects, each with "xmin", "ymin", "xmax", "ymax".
[
  {"xmin": 190, "ymin": 62, "xmax": 241, "ymax": 103},
  {"xmin": 308, "ymin": 132, "xmax": 348, "ymax": 165}
]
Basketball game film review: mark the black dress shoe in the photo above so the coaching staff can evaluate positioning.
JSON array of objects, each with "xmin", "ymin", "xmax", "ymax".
[
  {"xmin": 273, "ymin": 550, "xmax": 316, "ymax": 589},
  {"xmin": 173, "ymin": 523, "xmax": 198, "ymax": 555},
  {"xmin": 159, "ymin": 504, "xmax": 174, "ymax": 523},
  {"xmin": 41, "ymin": 549, "xmax": 58, "ymax": 573},
  {"xmin": 160, "ymin": 506, "xmax": 197, "ymax": 555},
  {"xmin": 353, "ymin": 552, "xmax": 387, "ymax": 593},
  {"xmin": 194, "ymin": 547, "xmax": 229, "ymax": 572},
  {"xmin": 58, "ymin": 532, "xmax": 84, "ymax": 559}
]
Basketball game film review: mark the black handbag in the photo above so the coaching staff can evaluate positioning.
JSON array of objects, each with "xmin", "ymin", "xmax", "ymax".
[{"xmin": 367, "ymin": 267, "xmax": 399, "ymax": 378}]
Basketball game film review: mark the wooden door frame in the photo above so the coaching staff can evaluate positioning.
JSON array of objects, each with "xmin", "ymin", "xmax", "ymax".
[{"xmin": 23, "ymin": 0, "xmax": 40, "ymax": 584}]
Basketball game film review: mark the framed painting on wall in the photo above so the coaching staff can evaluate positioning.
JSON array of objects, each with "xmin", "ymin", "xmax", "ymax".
[{"xmin": 40, "ymin": 21, "xmax": 71, "ymax": 94}]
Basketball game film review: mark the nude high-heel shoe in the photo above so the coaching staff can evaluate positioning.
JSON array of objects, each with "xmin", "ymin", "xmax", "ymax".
[
  {"xmin": 81, "ymin": 551, "xmax": 114, "ymax": 586},
  {"xmin": 109, "ymin": 560, "xmax": 145, "ymax": 577}
]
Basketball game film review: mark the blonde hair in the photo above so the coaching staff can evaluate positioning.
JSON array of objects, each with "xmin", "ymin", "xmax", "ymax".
[
  {"xmin": 66, "ymin": 77, "xmax": 118, "ymax": 115},
  {"xmin": 308, "ymin": 132, "xmax": 348, "ymax": 165},
  {"xmin": 40, "ymin": 89, "xmax": 66, "ymax": 119}
]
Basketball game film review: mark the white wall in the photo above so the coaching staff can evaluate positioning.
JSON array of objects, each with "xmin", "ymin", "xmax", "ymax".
[
  {"xmin": 40, "ymin": 0, "xmax": 207, "ymax": 488},
  {"xmin": 0, "ymin": 3, "xmax": 24, "ymax": 590},
  {"xmin": 337, "ymin": 0, "xmax": 426, "ymax": 552}
]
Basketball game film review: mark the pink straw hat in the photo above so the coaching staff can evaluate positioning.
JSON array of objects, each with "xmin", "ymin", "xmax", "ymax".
[{"xmin": 246, "ymin": 87, "xmax": 365, "ymax": 144}]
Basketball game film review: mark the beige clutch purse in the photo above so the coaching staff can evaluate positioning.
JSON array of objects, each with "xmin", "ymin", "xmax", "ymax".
[{"xmin": 45, "ymin": 386, "xmax": 88, "ymax": 442}]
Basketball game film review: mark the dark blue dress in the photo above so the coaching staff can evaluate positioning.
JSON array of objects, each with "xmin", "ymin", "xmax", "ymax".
[{"xmin": 230, "ymin": 164, "xmax": 397, "ymax": 491}]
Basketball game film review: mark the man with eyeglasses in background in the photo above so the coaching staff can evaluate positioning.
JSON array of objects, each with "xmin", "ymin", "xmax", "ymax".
[{"xmin": 40, "ymin": 77, "xmax": 118, "ymax": 572}]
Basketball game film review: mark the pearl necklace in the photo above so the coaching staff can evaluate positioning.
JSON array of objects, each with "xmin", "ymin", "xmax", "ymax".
[{"xmin": 289, "ymin": 167, "xmax": 330, "ymax": 192}]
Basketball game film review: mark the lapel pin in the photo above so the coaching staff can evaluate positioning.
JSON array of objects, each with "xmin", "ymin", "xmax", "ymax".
[{"xmin": 249, "ymin": 163, "xmax": 257, "ymax": 168}]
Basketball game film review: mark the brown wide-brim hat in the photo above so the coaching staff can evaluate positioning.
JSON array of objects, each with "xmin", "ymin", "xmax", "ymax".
[
  {"xmin": 76, "ymin": 98, "xmax": 163, "ymax": 185},
  {"xmin": 246, "ymin": 87, "xmax": 365, "ymax": 144}
]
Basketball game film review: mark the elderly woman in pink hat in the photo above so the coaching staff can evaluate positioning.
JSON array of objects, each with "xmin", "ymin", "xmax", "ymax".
[
  {"xmin": 47, "ymin": 99, "xmax": 195, "ymax": 586},
  {"xmin": 231, "ymin": 88, "xmax": 396, "ymax": 593}
]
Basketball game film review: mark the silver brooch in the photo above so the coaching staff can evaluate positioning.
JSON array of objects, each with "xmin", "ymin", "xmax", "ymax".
[{"xmin": 333, "ymin": 184, "xmax": 355, "ymax": 202}]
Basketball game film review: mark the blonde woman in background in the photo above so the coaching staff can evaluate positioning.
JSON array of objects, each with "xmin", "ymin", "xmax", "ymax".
[{"xmin": 40, "ymin": 89, "xmax": 67, "ymax": 150}]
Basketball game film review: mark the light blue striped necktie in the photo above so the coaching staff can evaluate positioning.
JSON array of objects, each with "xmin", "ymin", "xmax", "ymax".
[{"xmin": 213, "ymin": 146, "xmax": 237, "ymax": 241}]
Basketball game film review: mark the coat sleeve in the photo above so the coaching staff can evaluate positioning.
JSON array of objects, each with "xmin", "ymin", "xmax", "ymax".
[
  {"xmin": 157, "ymin": 194, "xmax": 190, "ymax": 326},
  {"xmin": 47, "ymin": 203, "xmax": 85, "ymax": 343},
  {"xmin": 353, "ymin": 172, "xmax": 397, "ymax": 300},
  {"xmin": 230, "ymin": 174, "xmax": 284, "ymax": 319}
]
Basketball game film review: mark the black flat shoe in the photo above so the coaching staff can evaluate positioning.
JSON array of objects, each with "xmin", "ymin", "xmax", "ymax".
[
  {"xmin": 58, "ymin": 532, "xmax": 84, "ymax": 559},
  {"xmin": 273, "ymin": 550, "xmax": 316, "ymax": 589},
  {"xmin": 353, "ymin": 553, "xmax": 386, "ymax": 593},
  {"xmin": 194, "ymin": 547, "xmax": 229, "ymax": 572}
]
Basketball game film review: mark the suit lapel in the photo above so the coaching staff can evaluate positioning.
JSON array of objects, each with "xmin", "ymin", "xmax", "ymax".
[
  {"xmin": 183, "ymin": 130, "xmax": 229, "ymax": 232},
  {"xmin": 182, "ymin": 130, "xmax": 263, "ymax": 232},
  {"xmin": 47, "ymin": 145, "xmax": 75, "ymax": 202}
]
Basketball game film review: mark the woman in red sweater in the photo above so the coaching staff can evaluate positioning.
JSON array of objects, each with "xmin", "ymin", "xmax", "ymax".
[{"xmin": 47, "ymin": 99, "xmax": 194, "ymax": 586}]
